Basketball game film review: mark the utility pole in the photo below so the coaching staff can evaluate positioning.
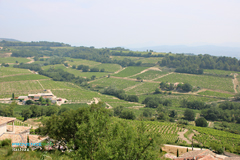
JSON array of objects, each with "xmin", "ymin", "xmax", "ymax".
[{"xmin": 192, "ymin": 137, "xmax": 193, "ymax": 151}]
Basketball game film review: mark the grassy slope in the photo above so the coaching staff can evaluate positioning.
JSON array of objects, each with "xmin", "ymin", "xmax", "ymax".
[
  {"xmin": 90, "ymin": 77, "xmax": 140, "ymax": 90},
  {"xmin": 130, "ymin": 70, "xmax": 168, "ymax": 80},
  {"xmin": 154, "ymin": 73, "xmax": 234, "ymax": 92},
  {"xmin": 0, "ymin": 57, "xmax": 30, "ymax": 63},
  {"xmin": 0, "ymin": 74, "xmax": 49, "ymax": 82},
  {"xmin": 113, "ymin": 66, "xmax": 149, "ymax": 77},
  {"xmin": 0, "ymin": 67, "xmax": 31, "ymax": 76}
]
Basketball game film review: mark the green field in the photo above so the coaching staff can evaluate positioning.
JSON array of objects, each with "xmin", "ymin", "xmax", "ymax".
[
  {"xmin": 126, "ymin": 82, "xmax": 159, "ymax": 95},
  {"xmin": 137, "ymin": 57, "xmax": 163, "ymax": 64},
  {"xmin": 113, "ymin": 66, "xmax": 149, "ymax": 77},
  {"xmin": 154, "ymin": 73, "xmax": 234, "ymax": 92},
  {"xmin": 94, "ymin": 63, "xmax": 122, "ymax": 73},
  {"xmin": 110, "ymin": 56, "xmax": 144, "ymax": 61},
  {"xmin": 65, "ymin": 58, "xmax": 101, "ymax": 66},
  {"xmin": 90, "ymin": 77, "xmax": 140, "ymax": 90},
  {"xmin": 0, "ymin": 67, "xmax": 31, "ymax": 76},
  {"xmin": 204, "ymin": 69, "xmax": 240, "ymax": 76},
  {"xmin": 138, "ymin": 94, "xmax": 221, "ymax": 107},
  {"xmin": 0, "ymin": 80, "xmax": 44, "ymax": 98},
  {"xmin": 0, "ymin": 74, "xmax": 49, "ymax": 82},
  {"xmin": 130, "ymin": 70, "xmax": 168, "ymax": 80},
  {"xmin": 198, "ymin": 90, "xmax": 234, "ymax": 98},
  {"xmin": 0, "ymin": 57, "xmax": 30, "ymax": 64}
]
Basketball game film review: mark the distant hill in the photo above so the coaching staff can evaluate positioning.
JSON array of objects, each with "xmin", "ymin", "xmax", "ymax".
[
  {"xmin": 129, "ymin": 45, "xmax": 240, "ymax": 59},
  {"xmin": 0, "ymin": 38, "xmax": 20, "ymax": 42}
]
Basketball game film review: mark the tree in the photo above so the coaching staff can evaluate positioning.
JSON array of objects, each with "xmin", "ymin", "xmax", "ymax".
[
  {"xmin": 82, "ymin": 66, "xmax": 89, "ymax": 72},
  {"xmin": 169, "ymin": 110, "xmax": 177, "ymax": 118},
  {"xmin": 126, "ymin": 95, "xmax": 138, "ymax": 102},
  {"xmin": 108, "ymin": 74, "xmax": 110, "ymax": 78},
  {"xmin": 16, "ymin": 61, "xmax": 18, "ymax": 64},
  {"xmin": 21, "ymin": 109, "xmax": 32, "ymax": 121},
  {"xmin": 12, "ymin": 93, "xmax": 14, "ymax": 99},
  {"xmin": 234, "ymin": 93, "xmax": 240, "ymax": 101},
  {"xmin": 113, "ymin": 106, "xmax": 124, "ymax": 116},
  {"xmin": 119, "ymin": 110, "xmax": 136, "ymax": 120},
  {"xmin": 100, "ymin": 68, "xmax": 105, "ymax": 72},
  {"xmin": 154, "ymin": 88, "xmax": 161, "ymax": 94},
  {"xmin": 91, "ymin": 75, "xmax": 96, "ymax": 80},
  {"xmin": 90, "ymin": 67, "xmax": 99, "ymax": 72},
  {"xmin": 72, "ymin": 65, "xmax": 76, "ymax": 69},
  {"xmin": 77, "ymin": 65, "xmax": 83, "ymax": 70},
  {"xmin": 184, "ymin": 109, "xmax": 196, "ymax": 121},
  {"xmin": 137, "ymin": 77, "xmax": 142, "ymax": 81},
  {"xmin": 182, "ymin": 83, "xmax": 193, "ymax": 92},
  {"xmin": 143, "ymin": 108, "xmax": 153, "ymax": 117},
  {"xmin": 26, "ymin": 100, "xmax": 34, "ymax": 105},
  {"xmin": 40, "ymin": 103, "xmax": 160, "ymax": 159},
  {"xmin": 195, "ymin": 117, "xmax": 208, "ymax": 127},
  {"xmin": 177, "ymin": 149, "xmax": 179, "ymax": 157}
]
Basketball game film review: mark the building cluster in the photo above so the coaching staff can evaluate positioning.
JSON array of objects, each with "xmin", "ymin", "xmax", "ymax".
[
  {"xmin": 0, "ymin": 116, "xmax": 48, "ymax": 148},
  {"xmin": 16, "ymin": 92, "xmax": 67, "ymax": 106}
]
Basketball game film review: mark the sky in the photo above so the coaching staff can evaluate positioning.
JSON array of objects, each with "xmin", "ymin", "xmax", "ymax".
[{"xmin": 0, "ymin": 0, "xmax": 240, "ymax": 48}]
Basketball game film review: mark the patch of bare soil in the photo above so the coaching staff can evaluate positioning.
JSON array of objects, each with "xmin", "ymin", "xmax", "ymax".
[
  {"xmin": 114, "ymin": 67, "xmax": 125, "ymax": 74},
  {"xmin": 26, "ymin": 57, "xmax": 35, "ymax": 64},
  {"xmin": 178, "ymin": 129, "xmax": 191, "ymax": 144},
  {"xmin": 24, "ymin": 118, "xmax": 42, "ymax": 129},
  {"xmin": 232, "ymin": 73, "xmax": 239, "ymax": 93}
]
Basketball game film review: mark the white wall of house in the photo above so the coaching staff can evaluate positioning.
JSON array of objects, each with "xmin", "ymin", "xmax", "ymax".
[{"xmin": 0, "ymin": 124, "xmax": 6, "ymax": 135}]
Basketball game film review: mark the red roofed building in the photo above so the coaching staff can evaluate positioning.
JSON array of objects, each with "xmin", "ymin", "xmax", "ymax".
[{"xmin": 0, "ymin": 116, "xmax": 48, "ymax": 148}]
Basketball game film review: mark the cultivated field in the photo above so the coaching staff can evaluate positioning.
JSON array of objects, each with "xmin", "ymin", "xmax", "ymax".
[
  {"xmin": 154, "ymin": 73, "xmax": 234, "ymax": 92},
  {"xmin": 198, "ymin": 90, "xmax": 234, "ymax": 98},
  {"xmin": 0, "ymin": 74, "xmax": 49, "ymax": 82},
  {"xmin": 65, "ymin": 58, "xmax": 101, "ymax": 66},
  {"xmin": 0, "ymin": 67, "xmax": 31, "ymax": 76},
  {"xmin": 0, "ymin": 57, "xmax": 30, "ymax": 64},
  {"xmin": 90, "ymin": 77, "xmax": 140, "ymax": 90},
  {"xmin": 113, "ymin": 66, "xmax": 149, "ymax": 77},
  {"xmin": 130, "ymin": 70, "xmax": 168, "ymax": 80},
  {"xmin": 125, "ymin": 82, "xmax": 159, "ymax": 95},
  {"xmin": 0, "ymin": 80, "xmax": 44, "ymax": 98}
]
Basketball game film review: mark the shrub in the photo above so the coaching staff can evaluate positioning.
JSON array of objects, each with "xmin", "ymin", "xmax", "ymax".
[{"xmin": 195, "ymin": 117, "xmax": 208, "ymax": 127}]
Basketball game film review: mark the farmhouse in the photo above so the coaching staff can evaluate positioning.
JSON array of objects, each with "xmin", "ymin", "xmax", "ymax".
[{"xmin": 0, "ymin": 116, "xmax": 48, "ymax": 148}]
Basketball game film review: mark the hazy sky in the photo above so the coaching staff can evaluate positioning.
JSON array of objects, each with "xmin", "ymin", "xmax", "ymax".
[{"xmin": 0, "ymin": 0, "xmax": 240, "ymax": 48}]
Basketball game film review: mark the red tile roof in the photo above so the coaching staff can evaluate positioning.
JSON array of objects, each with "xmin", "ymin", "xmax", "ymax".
[{"xmin": 0, "ymin": 116, "xmax": 16, "ymax": 125}]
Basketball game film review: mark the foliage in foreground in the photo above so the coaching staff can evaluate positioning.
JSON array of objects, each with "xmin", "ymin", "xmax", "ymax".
[{"xmin": 40, "ymin": 102, "xmax": 161, "ymax": 159}]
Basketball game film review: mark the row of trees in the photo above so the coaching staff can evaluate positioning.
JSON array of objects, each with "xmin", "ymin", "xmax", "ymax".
[
  {"xmin": 101, "ymin": 85, "xmax": 139, "ymax": 102},
  {"xmin": 21, "ymin": 105, "xmax": 59, "ymax": 120},
  {"xmin": 159, "ymin": 82, "xmax": 193, "ymax": 92},
  {"xmin": 0, "ymin": 40, "xmax": 70, "ymax": 47},
  {"xmin": 160, "ymin": 54, "xmax": 240, "ymax": 72},
  {"xmin": 72, "ymin": 65, "xmax": 105, "ymax": 72},
  {"xmin": 142, "ymin": 97, "xmax": 172, "ymax": 108}
]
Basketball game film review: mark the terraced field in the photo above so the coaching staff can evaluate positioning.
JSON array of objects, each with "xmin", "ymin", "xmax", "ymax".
[
  {"xmin": 94, "ymin": 63, "xmax": 122, "ymax": 73},
  {"xmin": 113, "ymin": 66, "xmax": 149, "ymax": 77},
  {"xmin": 198, "ymin": 90, "xmax": 234, "ymax": 98},
  {"xmin": 0, "ymin": 67, "xmax": 31, "ymax": 76},
  {"xmin": 125, "ymin": 82, "xmax": 159, "ymax": 95},
  {"xmin": 0, "ymin": 57, "xmax": 30, "ymax": 63},
  {"xmin": 130, "ymin": 70, "xmax": 168, "ymax": 80},
  {"xmin": 0, "ymin": 74, "xmax": 49, "ymax": 82},
  {"xmin": 90, "ymin": 77, "xmax": 140, "ymax": 90},
  {"xmin": 0, "ymin": 80, "xmax": 44, "ymax": 98},
  {"xmin": 154, "ymin": 73, "xmax": 234, "ymax": 92},
  {"xmin": 65, "ymin": 58, "xmax": 101, "ymax": 66}
]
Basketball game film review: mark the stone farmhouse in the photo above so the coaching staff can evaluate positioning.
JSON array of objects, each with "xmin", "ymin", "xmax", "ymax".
[
  {"xmin": 17, "ymin": 92, "xmax": 67, "ymax": 106},
  {"xmin": 0, "ymin": 116, "xmax": 48, "ymax": 148}
]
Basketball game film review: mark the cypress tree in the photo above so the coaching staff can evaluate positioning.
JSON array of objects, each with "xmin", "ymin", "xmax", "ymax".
[{"xmin": 177, "ymin": 149, "xmax": 179, "ymax": 157}]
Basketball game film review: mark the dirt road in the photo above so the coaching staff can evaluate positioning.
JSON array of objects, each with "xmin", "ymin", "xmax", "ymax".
[
  {"xmin": 232, "ymin": 73, "xmax": 239, "ymax": 93},
  {"xmin": 177, "ymin": 129, "xmax": 191, "ymax": 144}
]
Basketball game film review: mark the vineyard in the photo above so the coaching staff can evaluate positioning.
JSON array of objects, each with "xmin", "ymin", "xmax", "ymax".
[
  {"xmin": 120, "ymin": 119, "xmax": 185, "ymax": 144},
  {"xmin": 191, "ymin": 126, "xmax": 240, "ymax": 148},
  {"xmin": 130, "ymin": 70, "xmax": 168, "ymax": 80},
  {"xmin": 113, "ymin": 66, "xmax": 149, "ymax": 77},
  {"xmin": 0, "ymin": 67, "xmax": 31, "ymax": 76}
]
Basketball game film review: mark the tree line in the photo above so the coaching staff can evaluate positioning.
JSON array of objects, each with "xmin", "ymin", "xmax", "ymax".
[
  {"xmin": 160, "ymin": 54, "xmax": 240, "ymax": 72},
  {"xmin": 0, "ymin": 40, "xmax": 70, "ymax": 47}
]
